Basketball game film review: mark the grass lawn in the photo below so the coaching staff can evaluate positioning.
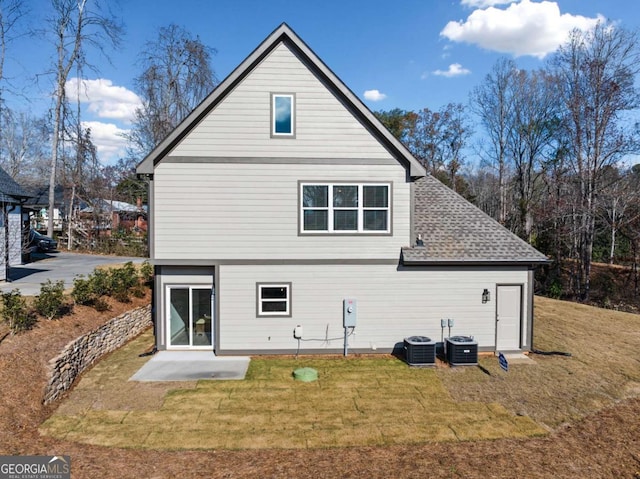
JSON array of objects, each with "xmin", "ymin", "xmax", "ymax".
[{"xmin": 40, "ymin": 296, "xmax": 639, "ymax": 450}]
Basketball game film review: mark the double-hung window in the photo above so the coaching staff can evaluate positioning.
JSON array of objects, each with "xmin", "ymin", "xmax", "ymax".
[
  {"xmin": 257, "ymin": 283, "xmax": 292, "ymax": 317},
  {"xmin": 301, "ymin": 183, "xmax": 390, "ymax": 233},
  {"xmin": 271, "ymin": 93, "xmax": 295, "ymax": 137}
]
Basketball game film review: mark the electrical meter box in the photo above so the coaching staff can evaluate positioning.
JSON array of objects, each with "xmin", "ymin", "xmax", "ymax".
[{"xmin": 343, "ymin": 299, "xmax": 357, "ymax": 327}]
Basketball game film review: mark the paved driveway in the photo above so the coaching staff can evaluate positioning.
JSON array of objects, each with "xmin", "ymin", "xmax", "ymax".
[{"xmin": 1, "ymin": 252, "xmax": 145, "ymax": 295}]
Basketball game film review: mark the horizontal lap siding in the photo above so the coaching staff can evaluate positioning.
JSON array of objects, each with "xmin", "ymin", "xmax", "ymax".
[
  {"xmin": 153, "ymin": 162, "xmax": 410, "ymax": 260},
  {"xmin": 169, "ymin": 43, "xmax": 392, "ymax": 159},
  {"xmin": 219, "ymin": 264, "xmax": 529, "ymax": 352}
]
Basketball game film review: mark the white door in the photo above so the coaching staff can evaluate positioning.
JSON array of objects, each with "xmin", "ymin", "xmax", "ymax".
[{"xmin": 496, "ymin": 285, "xmax": 522, "ymax": 351}]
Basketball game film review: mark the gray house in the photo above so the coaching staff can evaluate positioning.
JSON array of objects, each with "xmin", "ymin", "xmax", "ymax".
[
  {"xmin": 0, "ymin": 167, "xmax": 32, "ymax": 280},
  {"xmin": 137, "ymin": 24, "xmax": 548, "ymax": 355}
]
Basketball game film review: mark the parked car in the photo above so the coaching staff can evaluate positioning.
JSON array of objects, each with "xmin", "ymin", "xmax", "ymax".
[{"xmin": 29, "ymin": 229, "xmax": 58, "ymax": 252}]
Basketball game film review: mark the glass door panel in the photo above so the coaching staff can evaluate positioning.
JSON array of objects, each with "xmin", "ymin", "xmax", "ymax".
[
  {"xmin": 169, "ymin": 288, "xmax": 189, "ymax": 346},
  {"xmin": 192, "ymin": 288, "xmax": 212, "ymax": 347},
  {"xmin": 167, "ymin": 286, "xmax": 213, "ymax": 348}
]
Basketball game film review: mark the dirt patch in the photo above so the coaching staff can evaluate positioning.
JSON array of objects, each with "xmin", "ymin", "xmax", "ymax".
[{"xmin": 1, "ymin": 294, "xmax": 639, "ymax": 478}]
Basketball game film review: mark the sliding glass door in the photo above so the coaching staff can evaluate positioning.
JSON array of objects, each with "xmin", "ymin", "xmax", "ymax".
[{"xmin": 167, "ymin": 286, "xmax": 213, "ymax": 348}]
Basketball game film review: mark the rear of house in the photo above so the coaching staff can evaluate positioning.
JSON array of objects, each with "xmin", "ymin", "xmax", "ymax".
[{"xmin": 137, "ymin": 24, "xmax": 547, "ymax": 355}]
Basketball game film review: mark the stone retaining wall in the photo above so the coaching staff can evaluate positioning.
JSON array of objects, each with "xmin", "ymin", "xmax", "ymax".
[{"xmin": 43, "ymin": 304, "xmax": 152, "ymax": 405}]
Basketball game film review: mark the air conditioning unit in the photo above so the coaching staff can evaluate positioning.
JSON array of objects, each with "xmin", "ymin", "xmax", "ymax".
[
  {"xmin": 404, "ymin": 336, "xmax": 436, "ymax": 366},
  {"xmin": 445, "ymin": 336, "xmax": 478, "ymax": 366}
]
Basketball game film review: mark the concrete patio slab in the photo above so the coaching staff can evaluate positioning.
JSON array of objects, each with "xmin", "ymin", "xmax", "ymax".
[
  {"xmin": 503, "ymin": 352, "xmax": 536, "ymax": 365},
  {"xmin": 130, "ymin": 351, "xmax": 250, "ymax": 381}
]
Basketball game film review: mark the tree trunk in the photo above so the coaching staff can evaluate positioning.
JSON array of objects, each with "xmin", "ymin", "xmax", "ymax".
[
  {"xmin": 609, "ymin": 224, "xmax": 616, "ymax": 265},
  {"xmin": 609, "ymin": 198, "xmax": 617, "ymax": 265},
  {"xmin": 498, "ymin": 156, "xmax": 507, "ymax": 224},
  {"xmin": 48, "ymin": 88, "xmax": 63, "ymax": 238},
  {"xmin": 67, "ymin": 183, "xmax": 75, "ymax": 250}
]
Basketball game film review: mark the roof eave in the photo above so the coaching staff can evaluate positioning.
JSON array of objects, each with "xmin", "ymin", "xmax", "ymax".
[{"xmin": 401, "ymin": 257, "xmax": 551, "ymax": 267}]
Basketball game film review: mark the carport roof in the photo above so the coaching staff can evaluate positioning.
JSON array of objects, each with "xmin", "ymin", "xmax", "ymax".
[{"xmin": 403, "ymin": 175, "xmax": 549, "ymax": 265}]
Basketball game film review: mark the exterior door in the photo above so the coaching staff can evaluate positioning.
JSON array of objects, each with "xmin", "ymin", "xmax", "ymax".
[
  {"xmin": 496, "ymin": 285, "xmax": 522, "ymax": 351},
  {"xmin": 167, "ymin": 286, "xmax": 213, "ymax": 349}
]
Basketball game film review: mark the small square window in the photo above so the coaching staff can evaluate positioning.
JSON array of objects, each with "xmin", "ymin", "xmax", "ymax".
[
  {"xmin": 257, "ymin": 283, "xmax": 292, "ymax": 317},
  {"xmin": 272, "ymin": 94, "xmax": 295, "ymax": 137}
]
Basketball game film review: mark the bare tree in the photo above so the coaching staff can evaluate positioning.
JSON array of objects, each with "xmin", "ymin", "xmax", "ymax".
[
  {"xmin": 0, "ymin": 0, "xmax": 27, "ymax": 93},
  {"xmin": 470, "ymin": 58, "xmax": 517, "ymax": 224},
  {"xmin": 0, "ymin": 0, "xmax": 28, "ymax": 173},
  {"xmin": 385, "ymin": 104, "xmax": 471, "ymax": 191},
  {"xmin": 127, "ymin": 24, "xmax": 217, "ymax": 157},
  {"xmin": 551, "ymin": 22, "xmax": 640, "ymax": 300},
  {"xmin": 598, "ymin": 165, "xmax": 640, "ymax": 264},
  {"xmin": 438, "ymin": 103, "xmax": 473, "ymax": 192},
  {"xmin": 0, "ymin": 108, "xmax": 50, "ymax": 183},
  {"xmin": 45, "ymin": 0, "xmax": 122, "ymax": 237},
  {"xmin": 507, "ymin": 68, "xmax": 560, "ymax": 242}
]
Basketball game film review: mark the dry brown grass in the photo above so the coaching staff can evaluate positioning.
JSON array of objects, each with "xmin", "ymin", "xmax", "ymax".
[{"xmin": 439, "ymin": 296, "xmax": 640, "ymax": 428}]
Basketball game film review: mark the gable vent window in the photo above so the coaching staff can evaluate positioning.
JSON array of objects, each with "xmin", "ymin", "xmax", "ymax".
[
  {"xmin": 271, "ymin": 93, "xmax": 295, "ymax": 137},
  {"xmin": 301, "ymin": 183, "xmax": 390, "ymax": 234},
  {"xmin": 257, "ymin": 283, "xmax": 292, "ymax": 317}
]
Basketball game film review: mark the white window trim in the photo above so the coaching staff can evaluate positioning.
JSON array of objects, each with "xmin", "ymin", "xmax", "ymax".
[
  {"xmin": 300, "ymin": 183, "xmax": 391, "ymax": 234},
  {"xmin": 165, "ymin": 284, "xmax": 214, "ymax": 350},
  {"xmin": 257, "ymin": 283, "xmax": 292, "ymax": 318},
  {"xmin": 271, "ymin": 93, "xmax": 295, "ymax": 137}
]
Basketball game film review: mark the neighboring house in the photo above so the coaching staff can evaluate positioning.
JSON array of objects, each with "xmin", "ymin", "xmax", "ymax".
[
  {"xmin": 0, "ymin": 167, "xmax": 32, "ymax": 279},
  {"xmin": 137, "ymin": 24, "xmax": 548, "ymax": 355},
  {"xmin": 24, "ymin": 184, "xmax": 65, "ymax": 232},
  {"xmin": 80, "ymin": 198, "xmax": 147, "ymax": 235}
]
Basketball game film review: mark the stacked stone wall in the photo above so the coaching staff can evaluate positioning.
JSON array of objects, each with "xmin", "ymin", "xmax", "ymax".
[{"xmin": 43, "ymin": 305, "xmax": 151, "ymax": 404}]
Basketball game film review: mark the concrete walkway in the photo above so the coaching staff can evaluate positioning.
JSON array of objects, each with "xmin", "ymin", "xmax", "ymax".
[{"xmin": 1, "ymin": 251, "xmax": 144, "ymax": 295}]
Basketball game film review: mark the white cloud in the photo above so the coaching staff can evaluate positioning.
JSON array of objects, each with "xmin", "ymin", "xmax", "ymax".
[
  {"xmin": 363, "ymin": 89, "xmax": 387, "ymax": 101},
  {"xmin": 66, "ymin": 78, "xmax": 142, "ymax": 124},
  {"xmin": 442, "ymin": 0, "xmax": 604, "ymax": 58},
  {"xmin": 81, "ymin": 121, "xmax": 130, "ymax": 163},
  {"xmin": 433, "ymin": 63, "xmax": 472, "ymax": 77},
  {"xmin": 461, "ymin": 0, "xmax": 514, "ymax": 8}
]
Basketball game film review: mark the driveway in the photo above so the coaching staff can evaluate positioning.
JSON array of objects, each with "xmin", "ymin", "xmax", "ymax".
[{"xmin": 1, "ymin": 252, "xmax": 145, "ymax": 296}]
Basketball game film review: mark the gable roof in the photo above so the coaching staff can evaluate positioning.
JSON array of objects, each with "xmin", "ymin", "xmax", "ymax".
[
  {"xmin": 136, "ymin": 23, "xmax": 426, "ymax": 177},
  {"xmin": 0, "ymin": 167, "xmax": 31, "ymax": 204},
  {"xmin": 23, "ymin": 184, "xmax": 65, "ymax": 208},
  {"xmin": 403, "ymin": 175, "xmax": 549, "ymax": 265}
]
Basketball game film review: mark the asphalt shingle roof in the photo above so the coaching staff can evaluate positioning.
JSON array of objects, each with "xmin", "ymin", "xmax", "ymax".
[
  {"xmin": 0, "ymin": 167, "xmax": 31, "ymax": 204},
  {"xmin": 402, "ymin": 175, "xmax": 548, "ymax": 264}
]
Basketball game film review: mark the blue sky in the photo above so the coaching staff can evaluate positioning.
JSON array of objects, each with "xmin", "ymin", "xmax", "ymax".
[{"xmin": 4, "ymin": 0, "xmax": 638, "ymax": 164}]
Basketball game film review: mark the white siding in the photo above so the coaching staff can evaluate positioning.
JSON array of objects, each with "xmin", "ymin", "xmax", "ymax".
[
  {"xmin": 170, "ymin": 43, "xmax": 392, "ymax": 159},
  {"xmin": 218, "ymin": 264, "xmax": 530, "ymax": 352},
  {"xmin": 9, "ymin": 209, "xmax": 22, "ymax": 266},
  {"xmin": 153, "ymin": 162, "xmax": 410, "ymax": 260}
]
